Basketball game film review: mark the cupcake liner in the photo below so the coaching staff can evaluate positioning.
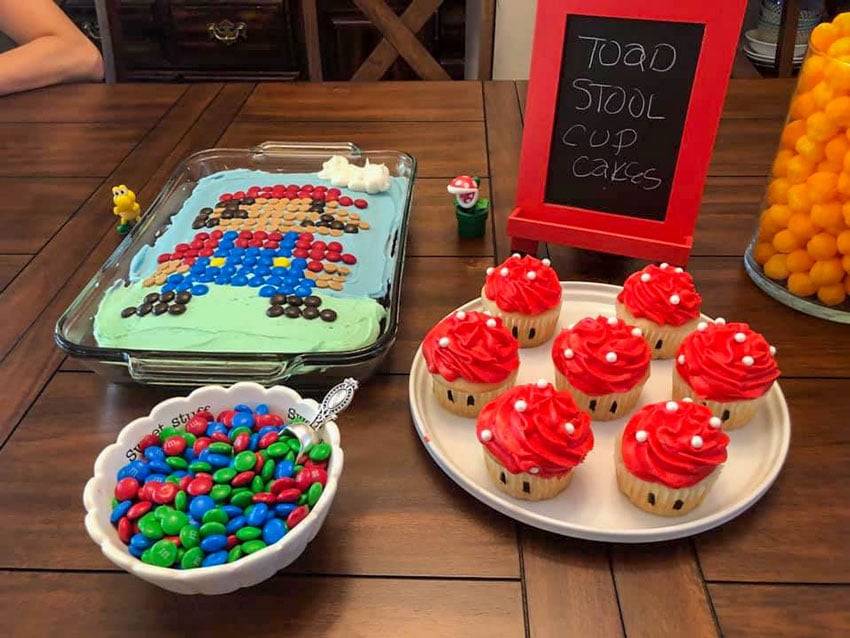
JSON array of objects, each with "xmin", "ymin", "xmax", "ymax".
[
  {"xmin": 483, "ymin": 450, "xmax": 573, "ymax": 501},
  {"xmin": 480, "ymin": 288, "xmax": 561, "ymax": 347},
  {"xmin": 554, "ymin": 370, "xmax": 647, "ymax": 421},
  {"xmin": 614, "ymin": 434, "xmax": 719, "ymax": 516},
  {"xmin": 431, "ymin": 369, "xmax": 518, "ymax": 418},
  {"xmin": 615, "ymin": 301, "xmax": 700, "ymax": 359},
  {"xmin": 672, "ymin": 368, "xmax": 766, "ymax": 430}
]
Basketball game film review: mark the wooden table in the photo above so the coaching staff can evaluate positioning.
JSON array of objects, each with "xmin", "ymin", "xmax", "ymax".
[{"xmin": 0, "ymin": 80, "xmax": 847, "ymax": 637}]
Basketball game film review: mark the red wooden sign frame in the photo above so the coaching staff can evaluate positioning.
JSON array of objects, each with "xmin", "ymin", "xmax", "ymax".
[{"xmin": 508, "ymin": 0, "xmax": 746, "ymax": 265}]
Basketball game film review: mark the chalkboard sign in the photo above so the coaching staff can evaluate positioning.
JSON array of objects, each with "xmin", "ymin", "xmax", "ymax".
[
  {"xmin": 508, "ymin": 0, "xmax": 746, "ymax": 264},
  {"xmin": 544, "ymin": 15, "xmax": 704, "ymax": 221}
]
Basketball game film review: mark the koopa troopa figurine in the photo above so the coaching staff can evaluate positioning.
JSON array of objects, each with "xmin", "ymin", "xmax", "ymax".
[{"xmin": 112, "ymin": 184, "xmax": 142, "ymax": 235}]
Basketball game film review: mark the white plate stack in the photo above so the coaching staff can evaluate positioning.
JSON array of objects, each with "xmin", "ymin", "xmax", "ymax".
[{"xmin": 743, "ymin": 1, "xmax": 823, "ymax": 68}]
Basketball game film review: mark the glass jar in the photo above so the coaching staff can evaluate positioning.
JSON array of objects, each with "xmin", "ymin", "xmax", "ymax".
[{"xmin": 744, "ymin": 16, "xmax": 850, "ymax": 323}]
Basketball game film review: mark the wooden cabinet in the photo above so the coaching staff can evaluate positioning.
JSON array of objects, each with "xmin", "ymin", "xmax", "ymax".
[{"xmin": 59, "ymin": 0, "xmax": 467, "ymax": 81}]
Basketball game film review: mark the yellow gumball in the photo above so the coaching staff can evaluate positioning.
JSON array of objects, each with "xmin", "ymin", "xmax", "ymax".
[
  {"xmin": 839, "ymin": 171, "xmax": 850, "ymax": 196},
  {"xmin": 787, "ymin": 183, "xmax": 812, "ymax": 213},
  {"xmin": 826, "ymin": 94, "xmax": 850, "ymax": 126},
  {"xmin": 810, "ymin": 201, "xmax": 843, "ymax": 229},
  {"xmin": 828, "ymin": 37, "xmax": 850, "ymax": 58},
  {"xmin": 800, "ymin": 54, "xmax": 827, "ymax": 91},
  {"xmin": 773, "ymin": 228, "xmax": 803, "ymax": 253},
  {"xmin": 807, "ymin": 232, "xmax": 839, "ymax": 259},
  {"xmin": 812, "ymin": 81, "xmax": 837, "ymax": 108},
  {"xmin": 781, "ymin": 120, "xmax": 807, "ymax": 149},
  {"xmin": 790, "ymin": 91, "xmax": 818, "ymax": 120},
  {"xmin": 806, "ymin": 171, "xmax": 839, "ymax": 202},
  {"xmin": 817, "ymin": 282, "xmax": 847, "ymax": 305},
  {"xmin": 843, "ymin": 201, "xmax": 850, "ymax": 225},
  {"xmin": 786, "ymin": 155, "xmax": 815, "ymax": 183},
  {"xmin": 754, "ymin": 242, "xmax": 776, "ymax": 265},
  {"xmin": 833, "ymin": 13, "xmax": 850, "ymax": 37},
  {"xmin": 766, "ymin": 203, "xmax": 792, "ymax": 228},
  {"xmin": 763, "ymin": 254, "xmax": 790, "ymax": 280},
  {"xmin": 843, "ymin": 254, "xmax": 850, "ymax": 272},
  {"xmin": 812, "ymin": 22, "xmax": 840, "ymax": 52},
  {"xmin": 810, "ymin": 258, "xmax": 845, "ymax": 285},
  {"xmin": 788, "ymin": 212, "xmax": 820, "ymax": 240},
  {"xmin": 837, "ymin": 229, "xmax": 850, "ymax": 254},
  {"xmin": 817, "ymin": 160, "xmax": 843, "ymax": 173},
  {"xmin": 788, "ymin": 272, "xmax": 818, "ymax": 296},
  {"xmin": 825, "ymin": 135, "xmax": 850, "ymax": 163},
  {"xmin": 807, "ymin": 112, "xmax": 839, "ymax": 141},
  {"xmin": 766, "ymin": 178, "xmax": 790, "ymax": 204},
  {"xmin": 824, "ymin": 57, "xmax": 850, "ymax": 91},
  {"xmin": 759, "ymin": 209, "xmax": 784, "ymax": 236},
  {"xmin": 772, "ymin": 149, "xmax": 795, "ymax": 177},
  {"xmin": 787, "ymin": 248, "xmax": 815, "ymax": 273},
  {"xmin": 795, "ymin": 135, "xmax": 825, "ymax": 162}
]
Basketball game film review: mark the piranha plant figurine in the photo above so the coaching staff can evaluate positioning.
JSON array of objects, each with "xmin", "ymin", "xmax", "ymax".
[
  {"xmin": 447, "ymin": 175, "xmax": 489, "ymax": 238},
  {"xmin": 112, "ymin": 184, "xmax": 141, "ymax": 235}
]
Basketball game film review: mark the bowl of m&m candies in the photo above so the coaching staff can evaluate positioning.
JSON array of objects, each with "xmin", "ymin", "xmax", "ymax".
[
  {"xmin": 746, "ymin": 12, "xmax": 850, "ymax": 323},
  {"xmin": 83, "ymin": 382, "xmax": 343, "ymax": 595}
]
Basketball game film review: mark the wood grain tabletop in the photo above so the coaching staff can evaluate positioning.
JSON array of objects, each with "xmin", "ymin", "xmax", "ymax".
[{"xmin": 0, "ymin": 80, "xmax": 847, "ymax": 637}]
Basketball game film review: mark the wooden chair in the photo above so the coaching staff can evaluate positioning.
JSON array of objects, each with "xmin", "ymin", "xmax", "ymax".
[{"xmin": 93, "ymin": 0, "xmax": 122, "ymax": 83}]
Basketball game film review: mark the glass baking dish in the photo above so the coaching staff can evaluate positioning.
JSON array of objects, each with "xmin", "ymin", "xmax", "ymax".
[{"xmin": 55, "ymin": 141, "xmax": 416, "ymax": 389}]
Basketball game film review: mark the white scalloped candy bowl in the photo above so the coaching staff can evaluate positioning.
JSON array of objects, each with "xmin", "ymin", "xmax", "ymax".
[{"xmin": 83, "ymin": 382, "xmax": 343, "ymax": 595}]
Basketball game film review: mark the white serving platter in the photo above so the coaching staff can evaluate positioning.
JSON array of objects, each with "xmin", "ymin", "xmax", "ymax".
[{"xmin": 409, "ymin": 282, "xmax": 790, "ymax": 543}]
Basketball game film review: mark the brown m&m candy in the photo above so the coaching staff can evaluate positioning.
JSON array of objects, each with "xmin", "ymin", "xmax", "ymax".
[
  {"xmin": 153, "ymin": 302, "xmax": 169, "ymax": 316},
  {"xmin": 121, "ymin": 306, "xmax": 137, "ymax": 318},
  {"xmin": 267, "ymin": 304, "xmax": 285, "ymax": 318}
]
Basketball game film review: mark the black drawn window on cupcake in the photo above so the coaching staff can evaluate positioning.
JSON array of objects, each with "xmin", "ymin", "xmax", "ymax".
[
  {"xmin": 609, "ymin": 401, "xmax": 618, "ymax": 414},
  {"xmin": 499, "ymin": 472, "xmax": 507, "ymax": 484},
  {"xmin": 654, "ymin": 339, "xmax": 664, "ymax": 350},
  {"xmin": 467, "ymin": 396, "xmax": 475, "ymax": 407},
  {"xmin": 511, "ymin": 326, "xmax": 519, "ymax": 338},
  {"xmin": 673, "ymin": 499, "xmax": 685, "ymax": 510},
  {"xmin": 647, "ymin": 492, "xmax": 656, "ymax": 506},
  {"xmin": 589, "ymin": 399, "xmax": 597, "ymax": 412},
  {"xmin": 447, "ymin": 390, "xmax": 454, "ymax": 403},
  {"xmin": 528, "ymin": 328, "xmax": 536, "ymax": 340},
  {"xmin": 522, "ymin": 481, "xmax": 531, "ymax": 494}
]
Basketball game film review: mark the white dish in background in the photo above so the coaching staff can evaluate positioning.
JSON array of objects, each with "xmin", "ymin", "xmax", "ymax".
[
  {"xmin": 745, "ymin": 29, "xmax": 808, "ymax": 57},
  {"xmin": 83, "ymin": 382, "xmax": 344, "ymax": 594},
  {"xmin": 409, "ymin": 282, "xmax": 791, "ymax": 543},
  {"xmin": 744, "ymin": 46, "xmax": 805, "ymax": 67}
]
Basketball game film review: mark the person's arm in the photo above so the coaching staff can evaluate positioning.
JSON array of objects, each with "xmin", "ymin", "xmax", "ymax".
[{"xmin": 0, "ymin": 0, "xmax": 104, "ymax": 96}]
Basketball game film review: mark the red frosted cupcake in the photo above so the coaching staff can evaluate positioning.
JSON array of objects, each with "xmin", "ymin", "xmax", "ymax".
[
  {"xmin": 480, "ymin": 254, "xmax": 562, "ymax": 347},
  {"xmin": 673, "ymin": 318, "xmax": 780, "ymax": 430},
  {"xmin": 616, "ymin": 263, "xmax": 702, "ymax": 359},
  {"xmin": 615, "ymin": 399, "xmax": 729, "ymax": 516},
  {"xmin": 476, "ymin": 380, "xmax": 594, "ymax": 501},
  {"xmin": 551, "ymin": 315, "xmax": 651, "ymax": 421},
  {"xmin": 422, "ymin": 309, "xmax": 519, "ymax": 418}
]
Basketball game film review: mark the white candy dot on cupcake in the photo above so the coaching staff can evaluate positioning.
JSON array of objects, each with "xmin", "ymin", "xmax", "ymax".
[
  {"xmin": 536, "ymin": 378, "xmax": 548, "ymax": 389},
  {"xmin": 631, "ymin": 327, "xmax": 643, "ymax": 337},
  {"xmin": 607, "ymin": 316, "xmax": 618, "ymax": 325},
  {"xmin": 542, "ymin": 258, "xmax": 551, "ymax": 266},
  {"xmin": 438, "ymin": 337, "xmax": 450, "ymax": 348},
  {"xmin": 512, "ymin": 253, "xmax": 521, "ymax": 258},
  {"xmin": 742, "ymin": 355, "xmax": 755, "ymax": 366},
  {"xmin": 605, "ymin": 351, "xmax": 618, "ymax": 363},
  {"xmin": 734, "ymin": 332, "xmax": 746, "ymax": 343},
  {"xmin": 479, "ymin": 429, "xmax": 493, "ymax": 442},
  {"xmin": 563, "ymin": 348, "xmax": 574, "ymax": 359},
  {"xmin": 565, "ymin": 422, "xmax": 575, "ymax": 434},
  {"xmin": 635, "ymin": 430, "xmax": 648, "ymax": 442},
  {"xmin": 486, "ymin": 267, "xmax": 494, "ymax": 276},
  {"xmin": 527, "ymin": 270, "xmax": 537, "ymax": 280},
  {"xmin": 770, "ymin": 345, "xmax": 777, "ymax": 356},
  {"xmin": 678, "ymin": 354, "xmax": 686, "ymax": 365},
  {"xmin": 666, "ymin": 401, "xmax": 679, "ymax": 412},
  {"xmin": 675, "ymin": 267, "xmax": 684, "ymax": 273},
  {"xmin": 529, "ymin": 467, "xmax": 540, "ymax": 474},
  {"xmin": 514, "ymin": 400, "xmax": 528, "ymax": 412},
  {"xmin": 640, "ymin": 273, "xmax": 651, "ymax": 283},
  {"xmin": 709, "ymin": 416, "xmax": 722, "ymax": 429},
  {"xmin": 669, "ymin": 294, "xmax": 681, "ymax": 305},
  {"xmin": 698, "ymin": 321, "xmax": 708, "ymax": 331},
  {"xmin": 500, "ymin": 267, "xmax": 509, "ymax": 277},
  {"xmin": 486, "ymin": 318, "xmax": 497, "ymax": 328},
  {"xmin": 660, "ymin": 262, "xmax": 669, "ymax": 269},
  {"xmin": 455, "ymin": 310, "xmax": 467, "ymax": 320},
  {"xmin": 483, "ymin": 310, "xmax": 493, "ymax": 316},
  {"xmin": 691, "ymin": 435, "xmax": 704, "ymax": 449},
  {"xmin": 682, "ymin": 397, "xmax": 694, "ymax": 403},
  {"xmin": 715, "ymin": 317, "xmax": 726, "ymax": 325}
]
